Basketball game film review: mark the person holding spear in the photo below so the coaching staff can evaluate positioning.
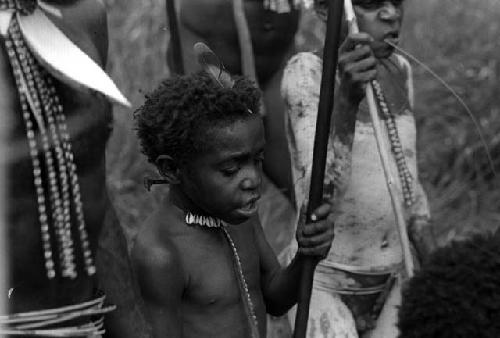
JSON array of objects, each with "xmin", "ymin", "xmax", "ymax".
[
  {"xmin": 281, "ymin": 0, "xmax": 437, "ymax": 336},
  {"xmin": 132, "ymin": 53, "xmax": 336, "ymax": 336}
]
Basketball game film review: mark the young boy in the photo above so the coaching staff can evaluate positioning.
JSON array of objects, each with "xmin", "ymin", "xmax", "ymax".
[
  {"xmin": 132, "ymin": 72, "xmax": 335, "ymax": 337},
  {"xmin": 280, "ymin": 0, "xmax": 436, "ymax": 337},
  {"xmin": 170, "ymin": 0, "xmax": 302, "ymax": 277}
]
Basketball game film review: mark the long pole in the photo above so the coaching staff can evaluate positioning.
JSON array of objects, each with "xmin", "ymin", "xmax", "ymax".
[
  {"xmin": 166, "ymin": 0, "xmax": 184, "ymax": 75},
  {"xmin": 293, "ymin": 1, "xmax": 345, "ymax": 337},
  {"xmin": 233, "ymin": 0, "xmax": 267, "ymax": 117},
  {"xmin": 233, "ymin": 0, "xmax": 258, "ymax": 83},
  {"xmin": 344, "ymin": 0, "xmax": 414, "ymax": 277}
]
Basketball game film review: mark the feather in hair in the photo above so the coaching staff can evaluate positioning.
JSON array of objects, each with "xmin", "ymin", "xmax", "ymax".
[{"xmin": 193, "ymin": 42, "xmax": 235, "ymax": 89}]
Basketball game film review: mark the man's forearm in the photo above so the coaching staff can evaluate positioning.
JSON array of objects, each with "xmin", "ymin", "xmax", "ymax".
[
  {"xmin": 409, "ymin": 216, "xmax": 438, "ymax": 265},
  {"xmin": 329, "ymin": 87, "xmax": 359, "ymax": 200}
]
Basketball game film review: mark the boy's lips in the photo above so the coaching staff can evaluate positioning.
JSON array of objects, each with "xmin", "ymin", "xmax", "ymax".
[{"xmin": 235, "ymin": 195, "xmax": 260, "ymax": 217}]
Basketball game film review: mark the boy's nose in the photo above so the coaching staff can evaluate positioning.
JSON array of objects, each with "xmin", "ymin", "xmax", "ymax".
[
  {"xmin": 240, "ymin": 167, "xmax": 261, "ymax": 191},
  {"xmin": 378, "ymin": 3, "xmax": 402, "ymax": 21}
]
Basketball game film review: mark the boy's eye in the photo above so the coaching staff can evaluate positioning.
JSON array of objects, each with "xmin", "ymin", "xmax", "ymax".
[{"xmin": 220, "ymin": 165, "xmax": 240, "ymax": 176}]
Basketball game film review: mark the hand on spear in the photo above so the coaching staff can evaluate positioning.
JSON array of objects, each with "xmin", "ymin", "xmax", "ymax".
[
  {"xmin": 293, "ymin": 0, "xmax": 345, "ymax": 337},
  {"xmin": 337, "ymin": 33, "xmax": 377, "ymax": 104},
  {"xmin": 295, "ymin": 204, "xmax": 335, "ymax": 260}
]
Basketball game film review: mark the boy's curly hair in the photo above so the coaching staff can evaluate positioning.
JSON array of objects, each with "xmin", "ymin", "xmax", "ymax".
[
  {"xmin": 134, "ymin": 71, "xmax": 261, "ymax": 164},
  {"xmin": 398, "ymin": 232, "xmax": 500, "ymax": 338}
]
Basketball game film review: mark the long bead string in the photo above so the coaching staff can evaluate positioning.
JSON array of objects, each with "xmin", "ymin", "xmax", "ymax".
[
  {"xmin": 2, "ymin": 0, "xmax": 96, "ymax": 278},
  {"xmin": 371, "ymin": 79, "xmax": 415, "ymax": 208},
  {"xmin": 185, "ymin": 212, "xmax": 259, "ymax": 338},
  {"xmin": 4, "ymin": 30, "xmax": 56, "ymax": 279},
  {"xmin": 28, "ymin": 53, "xmax": 77, "ymax": 278},
  {"xmin": 46, "ymin": 75, "xmax": 96, "ymax": 276},
  {"xmin": 13, "ymin": 23, "xmax": 77, "ymax": 278}
]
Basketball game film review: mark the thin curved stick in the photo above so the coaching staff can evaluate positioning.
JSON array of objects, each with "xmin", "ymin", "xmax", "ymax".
[{"xmin": 386, "ymin": 40, "xmax": 497, "ymax": 178}]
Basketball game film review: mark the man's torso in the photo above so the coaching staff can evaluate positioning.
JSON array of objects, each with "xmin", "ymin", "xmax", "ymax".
[{"xmin": 1, "ymin": 0, "xmax": 112, "ymax": 312}]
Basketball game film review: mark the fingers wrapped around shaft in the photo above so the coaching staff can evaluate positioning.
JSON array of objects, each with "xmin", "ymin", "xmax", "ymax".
[
  {"xmin": 338, "ymin": 32, "xmax": 378, "ymax": 102},
  {"xmin": 296, "ymin": 204, "xmax": 334, "ymax": 259}
]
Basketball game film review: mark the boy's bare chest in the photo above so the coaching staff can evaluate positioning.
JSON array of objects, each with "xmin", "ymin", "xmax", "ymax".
[{"xmin": 181, "ymin": 225, "xmax": 261, "ymax": 308}]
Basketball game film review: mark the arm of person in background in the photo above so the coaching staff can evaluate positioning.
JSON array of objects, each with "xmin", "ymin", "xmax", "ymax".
[
  {"xmin": 408, "ymin": 182, "xmax": 437, "ymax": 265},
  {"xmin": 97, "ymin": 207, "xmax": 153, "ymax": 338},
  {"xmin": 281, "ymin": 33, "xmax": 377, "ymax": 210},
  {"xmin": 400, "ymin": 56, "xmax": 438, "ymax": 264}
]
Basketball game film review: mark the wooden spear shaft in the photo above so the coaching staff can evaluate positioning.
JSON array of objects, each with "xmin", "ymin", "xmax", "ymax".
[
  {"xmin": 293, "ymin": 1, "xmax": 345, "ymax": 337},
  {"xmin": 233, "ymin": 0, "xmax": 258, "ymax": 83},
  {"xmin": 344, "ymin": 0, "xmax": 414, "ymax": 277},
  {"xmin": 233, "ymin": 0, "xmax": 267, "ymax": 118},
  {"xmin": 166, "ymin": 0, "xmax": 184, "ymax": 75}
]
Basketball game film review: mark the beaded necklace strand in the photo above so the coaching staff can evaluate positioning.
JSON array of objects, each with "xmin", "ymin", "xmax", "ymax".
[
  {"xmin": 2, "ymin": 0, "xmax": 96, "ymax": 279},
  {"xmin": 371, "ymin": 79, "xmax": 416, "ymax": 208},
  {"xmin": 185, "ymin": 212, "xmax": 260, "ymax": 338}
]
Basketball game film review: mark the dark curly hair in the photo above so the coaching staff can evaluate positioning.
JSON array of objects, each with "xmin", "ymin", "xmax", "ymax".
[
  {"xmin": 134, "ymin": 71, "xmax": 261, "ymax": 164},
  {"xmin": 398, "ymin": 232, "xmax": 500, "ymax": 338}
]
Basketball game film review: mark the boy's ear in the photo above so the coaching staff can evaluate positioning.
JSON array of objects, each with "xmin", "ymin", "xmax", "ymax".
[{"xmin": 156, "ymin": 155, "xmax": 181, "ymax": 184}]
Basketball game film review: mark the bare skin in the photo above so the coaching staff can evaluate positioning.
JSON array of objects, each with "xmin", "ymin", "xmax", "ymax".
[
  {"xmin": 132, "ymin": 116, "xmax": 335, "ymax": 337},
  {"xmin": 1, "ymin": 1, "xmax": 148, "ymax": 336},
  {"xmin": 169, "ymin": 0, "xmax": 300, "ymax": 198}
]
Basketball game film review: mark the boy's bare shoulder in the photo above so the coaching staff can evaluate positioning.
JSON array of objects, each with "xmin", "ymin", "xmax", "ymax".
[
  {"xmin": 132, "ymin": 229, "xmax": 178, "ymax": 272},
  {"xmin": 132, "ymin": 208, "xmax": 183, "ymax": 272},
  {"xmin": 131, "ymin": 209, "xmax": 187, "ymax": 302}
]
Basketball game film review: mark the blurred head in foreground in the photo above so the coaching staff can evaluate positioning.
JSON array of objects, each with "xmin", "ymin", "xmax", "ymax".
[{"xmin": 398, "ymin": 231, "xmax": 500, "ymax": 338}]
